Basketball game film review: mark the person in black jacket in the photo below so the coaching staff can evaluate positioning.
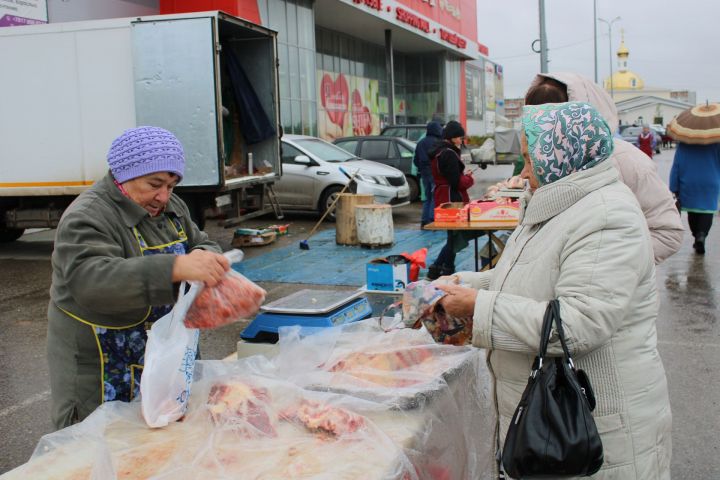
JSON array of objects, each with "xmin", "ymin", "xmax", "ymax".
[
  {"xmin": 413, "ymin": 121, "xmax": 443, "ymax": 226},
  {"xmin": 426, "ymin": 121, "xmax": 474, "ymax": 280}
]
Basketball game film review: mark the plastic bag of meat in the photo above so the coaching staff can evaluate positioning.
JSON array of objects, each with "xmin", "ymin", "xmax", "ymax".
[
  {"xmin": 184, "ymin": 250, "xmax": 266, "ymax": 329},
  {"xmin": 401, "ymin": 280, "xmax": 473, "ymax": 346}
]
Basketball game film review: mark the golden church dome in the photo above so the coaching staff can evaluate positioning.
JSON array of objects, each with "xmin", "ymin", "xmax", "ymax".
[
  {"xmin": 604, "ymin": 71, "xmax": 644, "ymax": 90},
  {"xmin": 604, "ymin": 29, "xmax": 644, "ymax": 91}
]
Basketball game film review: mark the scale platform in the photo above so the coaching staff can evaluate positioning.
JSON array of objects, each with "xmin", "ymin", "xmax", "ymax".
[{"xmin": 240, "ymin": 289, "xmax": 372, "ymax": 342}]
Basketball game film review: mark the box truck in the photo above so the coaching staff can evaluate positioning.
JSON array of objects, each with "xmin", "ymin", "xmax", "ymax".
[{"xmin": 0, "ymin": 11, "xmax": 282, "ymax": 240}]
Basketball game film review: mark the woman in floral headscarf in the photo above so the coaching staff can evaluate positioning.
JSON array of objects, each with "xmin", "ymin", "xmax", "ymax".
[{"xmin": 436, "ymin": 102, "xmax": 672, "ymax": 478}]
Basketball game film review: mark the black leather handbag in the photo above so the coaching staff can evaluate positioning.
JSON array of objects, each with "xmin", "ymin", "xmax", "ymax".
[{"xmin": 501, "ymin": 300, "xmax": 603, "ymax": 478}]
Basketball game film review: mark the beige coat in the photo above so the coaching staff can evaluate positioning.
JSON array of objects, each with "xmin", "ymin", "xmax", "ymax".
[
  {"xmin": 530, "ymin": 72, "xmax": 684, "ymax": 263},
  {"xmin": 459, "ymin": 161, "xmax": 672, "ymax": 479}
]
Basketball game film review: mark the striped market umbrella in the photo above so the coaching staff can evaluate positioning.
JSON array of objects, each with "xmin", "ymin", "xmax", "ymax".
[{"xmin": 668, "ymin": 102, "xmax": 720, "ymax": 145}]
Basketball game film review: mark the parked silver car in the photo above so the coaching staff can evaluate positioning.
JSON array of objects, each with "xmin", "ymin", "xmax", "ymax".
[{"xmin": 275, "ymin": 135, "xmax": 411, "ymax": 219}]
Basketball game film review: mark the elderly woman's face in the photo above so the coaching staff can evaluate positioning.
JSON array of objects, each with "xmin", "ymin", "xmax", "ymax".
[
  {"xmin": 520, "ymin": 132, "xmax": 540, "ymax": 192},
  {"xmin": 122, "ymin": 172, "xmax": 179, "ymax": 217}
]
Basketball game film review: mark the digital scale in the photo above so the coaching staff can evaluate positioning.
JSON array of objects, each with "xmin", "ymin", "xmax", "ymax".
[{"xmin": 240, "ymin": 289, "xmax": 372, "ymax": 342}]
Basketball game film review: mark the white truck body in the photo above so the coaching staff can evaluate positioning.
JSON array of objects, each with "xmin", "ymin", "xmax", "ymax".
[{"xmin": 0, "ymin": 11, "xmax": 281, "ymax": 236}]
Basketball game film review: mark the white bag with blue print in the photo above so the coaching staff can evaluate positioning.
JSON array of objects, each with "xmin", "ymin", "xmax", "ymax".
[{"xmin": 140, "ymin": 282, "xmax": 201, "ymax": 428}]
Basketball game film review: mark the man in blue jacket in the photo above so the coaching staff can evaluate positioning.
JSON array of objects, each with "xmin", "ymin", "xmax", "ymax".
[{"xmin": 413, "ymin": 121, "xmax": 443, "ymax": 226}]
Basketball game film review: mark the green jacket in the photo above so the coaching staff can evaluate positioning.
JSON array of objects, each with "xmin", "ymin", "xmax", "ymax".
[{"xmin": 47, "ymin": 172, "xmax": 220, "ymax": 428}]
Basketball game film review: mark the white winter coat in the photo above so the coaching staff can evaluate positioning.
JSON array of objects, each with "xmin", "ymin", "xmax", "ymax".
[
  {"xmin": 530, "ymin": 72, "xmax": 684, "ymax": 264},
  {"xmin": 459, "ymin": 161, "xmax": 672, "ymax": 479}
]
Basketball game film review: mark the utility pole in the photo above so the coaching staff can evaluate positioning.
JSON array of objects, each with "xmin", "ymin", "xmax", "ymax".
[
  {"xmin": 593, "ymin": 0, "xmax": 598, "ymax": 83},
  {"xmin": 539, "ymin": 0, "xmax": 548, "ymax": 73},
  {"xmin": 599, "ymin": 16, "xmax": 620, "ymax": 99}
]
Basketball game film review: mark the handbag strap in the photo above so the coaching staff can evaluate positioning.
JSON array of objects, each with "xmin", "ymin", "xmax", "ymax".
[{"xmin": 532, "ymin": 300, "xmax": 575, "ymax": 376}]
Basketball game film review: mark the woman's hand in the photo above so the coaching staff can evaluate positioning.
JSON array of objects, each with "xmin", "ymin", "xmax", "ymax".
[
  {"xmin": 172, "ymin": 249, "xmax": 230, "ymax": 287},
  {"xmin": 436, "ymin": 284, "xmax": 478, "ymax": 318}
]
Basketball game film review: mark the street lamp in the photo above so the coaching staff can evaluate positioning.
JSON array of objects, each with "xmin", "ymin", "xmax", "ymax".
[{"xmin": 598, "ymin": 16, "xmax": 621, "ymax": 100}]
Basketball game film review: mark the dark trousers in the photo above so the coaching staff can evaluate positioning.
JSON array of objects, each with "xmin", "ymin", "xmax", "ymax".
[
  {"xmin": 688, "ymin": 212, "xmax": 714, "ymax": 241},
  {"xmin": 433, "ymin": 231, "xmax": 456, "ymax": 271},
  {"xmin": 420, "ymin": 171, "xmax": 435, "ymax": 225}
]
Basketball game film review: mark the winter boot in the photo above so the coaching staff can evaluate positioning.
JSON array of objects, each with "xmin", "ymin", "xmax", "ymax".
[
  {"xmin": 426, "ymin": 264, "xmax": 443, "ymax": 280},
  {"xmin": 694, "ymin": 234, "xmax": 706, "ymax": 255}
]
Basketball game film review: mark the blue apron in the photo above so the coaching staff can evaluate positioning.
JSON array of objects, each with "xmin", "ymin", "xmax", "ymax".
[{"xmin": 63, "ymin": 217, "xmax": 188, "ymax": 403}]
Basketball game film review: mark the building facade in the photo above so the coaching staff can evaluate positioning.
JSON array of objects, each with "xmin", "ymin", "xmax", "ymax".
[{"xmin": 24, "ymin": 0, "xmax": 501, "ymax": 139}]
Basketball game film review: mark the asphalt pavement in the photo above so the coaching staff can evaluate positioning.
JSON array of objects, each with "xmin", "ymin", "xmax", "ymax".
[{"xmin": 0, "ymin": 152, "xmax": 718, "ymax": 477}]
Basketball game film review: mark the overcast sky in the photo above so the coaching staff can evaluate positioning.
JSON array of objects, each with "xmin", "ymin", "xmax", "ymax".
[{"xmin": 477, "ymin": 0, "xmax": 719, "ymax": 103}]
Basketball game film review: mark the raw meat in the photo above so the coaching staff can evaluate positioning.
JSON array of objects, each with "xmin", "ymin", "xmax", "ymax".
[
  {"xmin": 207, "ymin": 380, "xmax": 277, "ymax": 437},
  {"xmin": 184, "ymin": 272, "xmax": 266, "ymax": 329},
  {"xmin": 280, "ymin": 399, "xmax": 365, "ymax": 437},
  {"xmin": 327, "ymin": 348, "xmax": 435, "ymax": 387}
]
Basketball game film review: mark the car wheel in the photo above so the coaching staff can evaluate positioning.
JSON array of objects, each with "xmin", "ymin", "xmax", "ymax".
[
  {"xmin": 318, "ymin": 185, "xmax": 344, "ymax": 222},
  {"xmin": 407, "ymin": 176, "xmax": 420, "ymax": 202}
]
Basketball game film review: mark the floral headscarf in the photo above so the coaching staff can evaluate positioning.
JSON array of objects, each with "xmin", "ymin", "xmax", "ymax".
[{"xmin": 521, "ymin": 102, "xmax": 614, "ymax": 186}]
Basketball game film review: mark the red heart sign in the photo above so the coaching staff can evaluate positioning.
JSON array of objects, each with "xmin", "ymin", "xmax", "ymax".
[
  {"xmin": 320, "ymin": 73, "xmax": 349, "ymax": 128},
  {"xmin": 351, "ymin": 89, "xmax": 372, "ymax": 136}
]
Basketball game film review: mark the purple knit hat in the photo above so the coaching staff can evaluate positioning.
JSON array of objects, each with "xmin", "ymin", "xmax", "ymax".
[{"xmin": 107, "ymin": 126, "xmax": 185, "ymax": 183}]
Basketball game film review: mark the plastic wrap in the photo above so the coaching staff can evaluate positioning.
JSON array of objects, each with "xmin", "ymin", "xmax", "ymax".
[
  {"xmin": 184, "ymin": 250, "xmax": 267, "ymax": 329},
  {"xmin": 398, "ymin": 280, "xmax": 473, "ymax": 346},
  {"xmin": 3, "ymin": 320, "xmax": 496, "ymax": 480},
  {"xmin": 271, "ymin": 319, "xmax": 496, "ymax": 478}
]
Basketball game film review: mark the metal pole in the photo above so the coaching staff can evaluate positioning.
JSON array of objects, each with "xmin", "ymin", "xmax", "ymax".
[
  {"xmin": 599, "ymin": 17, "xmax": 620, "ymax": 100},
  {"xmin": 539, "ymin": 0, "xmax": 548, "ymax": 73},
  {"xmin": 384, "ymin": 29, "xmax": 396, "ymax": 124},
  {"xmin": 608, "ymin": 23, "xmax": 613, "ymax": 99},
  {"xmin": 593, "ymin": 0, "xmax": 598, "ymax": 83}
]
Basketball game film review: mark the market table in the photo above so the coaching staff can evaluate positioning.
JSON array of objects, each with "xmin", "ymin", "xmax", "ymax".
[
  {"xmin": 423, "ymin": 220, "xmax": 519, "ymax": 271},
  {"xmin": 2, "ymin": 322, "xmax": 497, "ymax": 480}
]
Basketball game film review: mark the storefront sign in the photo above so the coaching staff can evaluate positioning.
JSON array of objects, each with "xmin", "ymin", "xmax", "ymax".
[
  {"xmin": 439, "ymin": 28, "xmax": 466, "ymax": 49},
  {"xmin": 396, "ymin": 7, "xmax": 430, "ymax": 33},
  {"xmin": 352, "ymin": 0, "xmax": 382, "ymax": 12},
  {"xmin": 478, "ymin": 43, "xmax": 489, "ymax": 56},
  {"xmin": 0, "ymin": 0, "xmax": 47, "ymax": 27}
]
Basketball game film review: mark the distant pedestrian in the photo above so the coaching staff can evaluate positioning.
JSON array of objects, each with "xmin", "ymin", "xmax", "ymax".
[
  {"xmin": 426, "ymin": 120, "xmax": 474, "ymax": 279},
  {"xmin": 669, "ymin": 142, "xmax": 720, "ymax": 254},
  {"xmin": 637, "ymin": 125, "xmax": 657, "ymax": 158},
  {"xmin": 413, "ymin": 121, "xmax": 443, "ymax": 226}
]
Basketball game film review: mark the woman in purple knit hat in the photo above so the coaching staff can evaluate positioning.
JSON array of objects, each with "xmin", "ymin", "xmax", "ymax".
[{"xmin": 47, "ymin": 126, "xmax": 229, "ymax": 429}]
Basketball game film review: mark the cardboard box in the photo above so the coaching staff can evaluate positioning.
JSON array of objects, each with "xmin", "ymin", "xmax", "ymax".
[
  {"xmin": 366, "ymin": 259, "xmax": 410, "ymax": 292},
  {"xmin": 434, "ymin": 202, "xmax": 468, "ymax": 223},
  {"xmin": 468, "ymin": 200, "xmax": 520, "ymax": 224},
  {"xmin": 232, "ymin": 230, "xmax": 277, "ymax": 247}
]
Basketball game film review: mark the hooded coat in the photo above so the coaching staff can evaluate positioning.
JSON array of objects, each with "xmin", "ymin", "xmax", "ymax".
[
  {"xmin": 458, "ymin": 160, "xmax": 672, "ymax": 479},
  {"xmin": 412, "ymin": 121, "xmax": 443, "ymax": 175},
  {"xmin": 528, "ymin": 72, "xmax": 684, "ymax": 264}
]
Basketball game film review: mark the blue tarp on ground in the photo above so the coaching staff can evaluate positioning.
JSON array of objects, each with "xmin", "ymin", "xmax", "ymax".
[{"xmin": 233, "ymin": 229, "xmax": 489, "ymax": 286}]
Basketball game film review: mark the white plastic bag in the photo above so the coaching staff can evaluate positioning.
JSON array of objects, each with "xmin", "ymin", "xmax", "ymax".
[{"xmin": 140, "ymin": 281, "xmax": 201, "ymax": 428}]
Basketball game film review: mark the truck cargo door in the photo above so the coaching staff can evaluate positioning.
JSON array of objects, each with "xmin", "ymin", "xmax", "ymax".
[{"xmin": 131, "ymin": 17, "xmax": 220, "ymax": 187}]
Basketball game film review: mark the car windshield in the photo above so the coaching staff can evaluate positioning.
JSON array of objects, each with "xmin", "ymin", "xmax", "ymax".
[{"xmin": 295, "ymin": 139, "xmax": 356, "ymax": 162}]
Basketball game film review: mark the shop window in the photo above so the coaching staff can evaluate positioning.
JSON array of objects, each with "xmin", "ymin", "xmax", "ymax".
[
  {"xmin": 286, "ymin": 0, "xmax": 298, "ymax": 46},
  {"xmin": 360, "ymin": 140, "xmax": 391, "ymax": 160},
  {"xmin": 278, "ymin": 43, "xmax": 290, "ymax": 99},
  {"xmin": 291, "ymin": 99, "xmax": 302, "ymax": 134},
  {"xmin": 297, "ymin": 0, "xmax": 314, "ymax": 49},
  {"xmin": 268, "ymin": 0, "xmax": 287, "ymax": 42},
  {"xmin": 289, "ymin": 45, "xmax": 300, "ymax": 99}
]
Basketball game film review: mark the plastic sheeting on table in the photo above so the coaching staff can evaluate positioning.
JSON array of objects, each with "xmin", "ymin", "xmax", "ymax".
[{"xmin": 2, "ymin": 320, "xmax": 496, "ymax": 480}]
